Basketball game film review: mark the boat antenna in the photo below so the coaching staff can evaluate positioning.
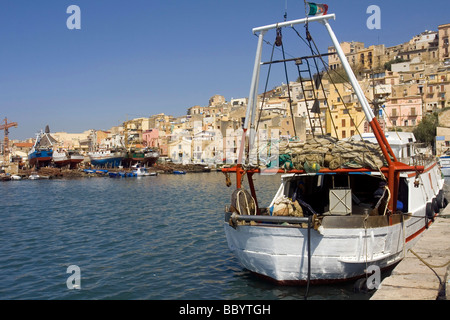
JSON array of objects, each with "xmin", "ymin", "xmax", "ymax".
[{"xmin": 284, "ymin": 0, "xmax": 288, "ymax": 21}]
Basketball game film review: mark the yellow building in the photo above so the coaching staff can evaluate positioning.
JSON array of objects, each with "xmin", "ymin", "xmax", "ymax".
[
  {"xmin": 328, "ymin": 42, "xmax": 386, "ymax": 72},
  {"xmin": 325, "ymin": 83, "xmax": 365, "ymax": 139},
  {"xmin": 438, "ymin": 23, "xmax": 450, "ymax": 61}
]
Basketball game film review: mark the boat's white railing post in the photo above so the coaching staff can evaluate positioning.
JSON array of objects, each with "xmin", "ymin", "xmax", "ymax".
[
  {"xmin": 251, "ymin": 14, "xmax": 336, "ymax": 34},
  {"xmin": 246, "ymin": 31, "xmax": 266, "ymax": 131},
  {"xmin": 321, "ymin": 19, "xmax": 375, "ymax": 122},
  {"xmin": 238, "ymin": 30, "xmax": 266, "ymax": 164}
]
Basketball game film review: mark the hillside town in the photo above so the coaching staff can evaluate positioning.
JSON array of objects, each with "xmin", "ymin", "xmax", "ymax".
[{"xmin": 2, "ymin": 22, "xmax": 450, "ymax": 169}]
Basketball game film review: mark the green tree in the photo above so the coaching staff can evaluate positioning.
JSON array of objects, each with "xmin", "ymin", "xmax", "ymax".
[
  {"xmin": 384, "ymin": 58, "xmax": 405, "ymax": 71},
  {"xmin": 413, "ymin": 112, "xmax": 438, "ymax": 147}
]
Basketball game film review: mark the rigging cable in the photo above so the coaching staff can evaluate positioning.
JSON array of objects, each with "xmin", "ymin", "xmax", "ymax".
[
  {"xmin": 290, "ymin": 25, "xmax": 388, "ymax": 181},
  {"xmin": 278, "ymin": 27, "xmax": 298, "ymax": 138},
  {"xmin": 293, "ymin": 25, "xmax": 388, "ymax": 178}
]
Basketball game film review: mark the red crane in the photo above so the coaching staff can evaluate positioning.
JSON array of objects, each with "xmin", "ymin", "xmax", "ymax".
[{"xmin": 0, "ymin": 117, "xmax": 18, "ymax": 163}]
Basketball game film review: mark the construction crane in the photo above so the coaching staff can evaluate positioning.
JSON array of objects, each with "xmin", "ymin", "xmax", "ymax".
[{"xmin": 0, "ymin": 117, "xmax": 18, "ymax": 163}]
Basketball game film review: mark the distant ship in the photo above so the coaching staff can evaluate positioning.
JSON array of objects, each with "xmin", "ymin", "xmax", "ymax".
[
  {"xmin": 28, "ymin": 125, "xmax": 56, "ymax": 168},
  {"xmin": 88, "ymin": 149, "xmax": 127, "ymax": 168},
  {"xmin": 123, "ymin": 147, "xmax": 160, "ymax": 167},
  {"xmin": 143, "ymin": 148, "xmax": 159, "ymax": 167},
  {"xmin": 53, "ymin": 149, "xmax": 85, "ymax": 169}
]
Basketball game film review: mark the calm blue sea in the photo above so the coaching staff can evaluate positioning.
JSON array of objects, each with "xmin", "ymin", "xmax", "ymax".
[{"xmin": 3, "ymin": 172, "xmax": 446, "ymax": 300}]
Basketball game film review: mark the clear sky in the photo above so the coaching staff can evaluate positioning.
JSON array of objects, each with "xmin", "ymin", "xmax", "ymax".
[{"xmin": 1, "ymin": 0, "xmax": 449, "ymax": 140}]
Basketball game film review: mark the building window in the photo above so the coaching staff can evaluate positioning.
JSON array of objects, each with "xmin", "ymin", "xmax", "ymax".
[
  {"xmin": 342, "ymin": 130, "xmax": 346, "ymax": 138},
  {"xmin": 392, "ymin": 109, "xmax": 397, "ymax": 117},
  {"xmin": 342, "ymin": 119, "xmax": 346, "ymax": 127}
]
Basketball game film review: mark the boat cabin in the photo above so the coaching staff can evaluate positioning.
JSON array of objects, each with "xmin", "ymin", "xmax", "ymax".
[{"xmin": 273, "ymin": 172, "xmax": 409, "ymax": 217}]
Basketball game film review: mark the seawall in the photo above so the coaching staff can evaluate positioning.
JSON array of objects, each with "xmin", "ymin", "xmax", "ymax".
[{"xmin": 370, "ymin": 205, "xmax": 450, "ymax": 300}]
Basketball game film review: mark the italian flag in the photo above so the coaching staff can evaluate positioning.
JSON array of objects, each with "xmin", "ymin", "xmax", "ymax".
[{"xmin": 307, "ymin": 2, "xmax": 328, "ymax": 16}]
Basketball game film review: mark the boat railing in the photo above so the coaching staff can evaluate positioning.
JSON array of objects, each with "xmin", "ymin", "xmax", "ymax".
[
  {"xmin": 231, "ymin": 214, "xmax": 310, "ymax": 225},
  {"xmin": 406, "ymin": 154, "xmax": 436, "ymax": 167}
]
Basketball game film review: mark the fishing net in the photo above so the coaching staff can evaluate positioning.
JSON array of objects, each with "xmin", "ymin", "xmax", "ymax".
[{"xmin": 277, "ymin": 136, "xmax": 387, "ymax": 171}]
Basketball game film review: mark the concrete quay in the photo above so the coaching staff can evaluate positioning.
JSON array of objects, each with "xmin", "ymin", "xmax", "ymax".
[{"xmin": 370, "ymin": 206, "xmax": 450, "ymax": 300}]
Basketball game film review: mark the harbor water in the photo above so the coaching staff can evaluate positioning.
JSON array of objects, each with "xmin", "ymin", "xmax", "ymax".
[{"xmin": 1, "ymin": 172, "xmax": 448, "ymax": 300}]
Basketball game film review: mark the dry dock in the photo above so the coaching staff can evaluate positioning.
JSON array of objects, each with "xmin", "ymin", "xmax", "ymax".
[{"xmin": 370, "ymin": 205, "xmax": 450, "ymax": 300}]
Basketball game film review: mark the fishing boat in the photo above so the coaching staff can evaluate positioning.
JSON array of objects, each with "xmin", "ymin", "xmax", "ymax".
[
  {"xmin": 28, "ymin": 126, "xmax": 56, "ymax": 168},
  {"xmin": 143, "ymin": 148, "xmax": 160, "ymax": 167},
  {"xmin": 133, "ymin": 166, "xmax": 157, "ymax": 176},
  {"xmin": 53, "ymin": 149, "xmax": 84, "ymax": 169},
  {"xmin": 28, "ymin": 173, "xmax": 40, "ymax": 180},
  {"xmin": 222, "ymin": 10, "xmax": 446, "ymax": 285},
  {"xmin": 439, "ymin": 154, "xmax": 450, "ymax": 177},
  {"xmin": 122, "ymin": 148, "xmax": 159, "ymax": 167},
  {"xmin": 123, "ymin": 148, "xmax": 145, "ymax": 167},
  {"xmin": 88, "ymin": 149, "xmax": 127, "ymax": 168}
]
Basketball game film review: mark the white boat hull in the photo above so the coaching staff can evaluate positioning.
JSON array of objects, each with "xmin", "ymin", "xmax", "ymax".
[
  {"xmin": 224, "ymin": 163, "xmax": 445, "ymax": 284},
  {"xmin": 224, "ymin": 214, "xmax": 432, "ymax": 283}
]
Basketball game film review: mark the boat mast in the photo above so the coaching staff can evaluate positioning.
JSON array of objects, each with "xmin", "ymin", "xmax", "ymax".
[
  {"xmin": 236, "ymin": 14, "xmax": 337, "ymax": 189},
  {"xmin": 243, "ymin": 14, "xmax": 338, "ymax": 161}
]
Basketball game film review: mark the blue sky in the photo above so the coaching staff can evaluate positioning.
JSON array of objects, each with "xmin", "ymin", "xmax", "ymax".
[{"xmin": 1, "ymin": 0, "xmax": 449, "ymax": 140}]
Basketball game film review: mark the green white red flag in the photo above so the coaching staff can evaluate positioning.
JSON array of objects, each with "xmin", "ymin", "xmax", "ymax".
[{"xmin": 306, "ymin": 2, "xmax": 328, "ymax": 16}]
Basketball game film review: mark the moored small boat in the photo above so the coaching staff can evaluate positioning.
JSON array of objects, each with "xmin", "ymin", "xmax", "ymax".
[{"xmin": 28, "ymin": 173, "xmax": 40, "ymax": 180}]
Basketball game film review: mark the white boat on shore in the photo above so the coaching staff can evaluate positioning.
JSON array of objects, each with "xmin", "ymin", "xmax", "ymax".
[
  {"xmin": 53, "ymin": 149, "xmax": 84, "ymax": 169},
  {"xmin": 28, "ymin": 173, "xmax": 40, "ymax": 180},
  {"xmin": 222, "ymin": 10, "xmax": 446, "ymax": 286}
]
